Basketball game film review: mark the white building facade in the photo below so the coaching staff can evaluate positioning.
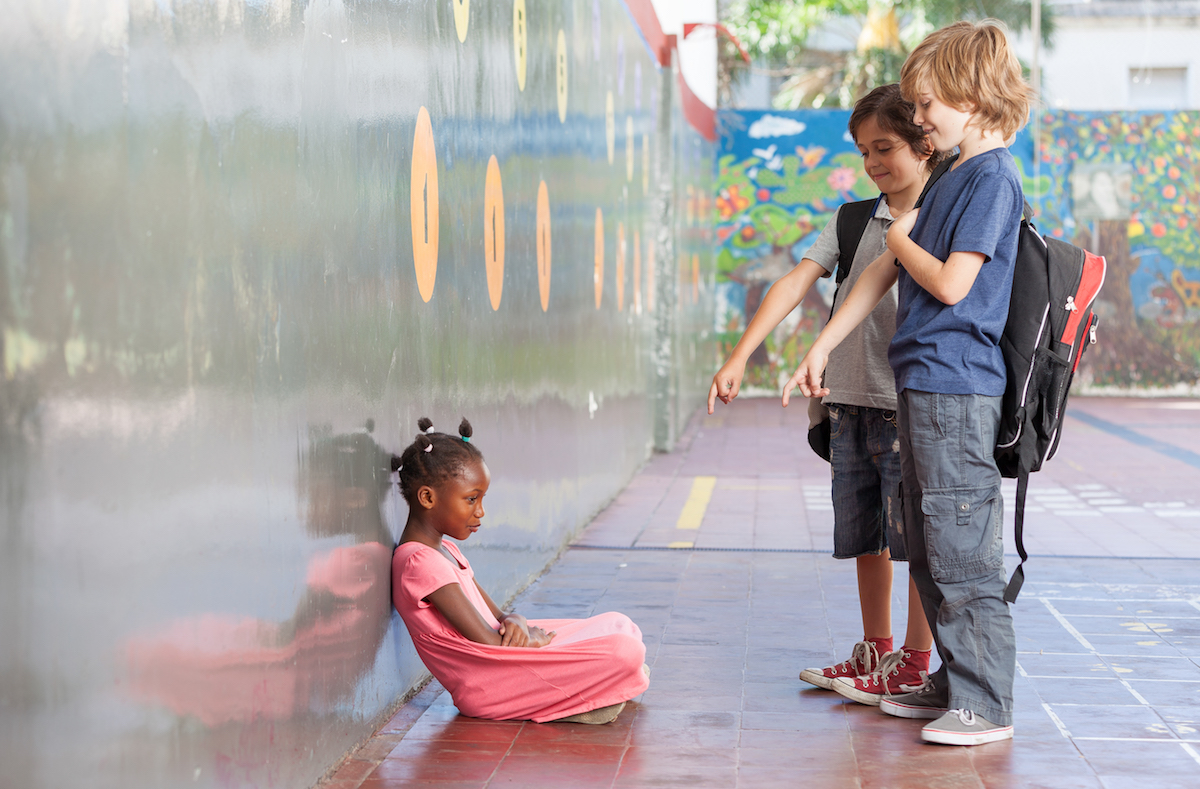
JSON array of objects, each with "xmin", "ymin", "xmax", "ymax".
[{"xmin": 1017, "ymin": 0, "xmax": 1200, "ymax": 110}]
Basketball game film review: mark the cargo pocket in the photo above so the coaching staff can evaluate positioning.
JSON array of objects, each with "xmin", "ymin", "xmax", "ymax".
[{"xmin": 920, "ymin": 485, "xmax": 1003, "ymax": 583}]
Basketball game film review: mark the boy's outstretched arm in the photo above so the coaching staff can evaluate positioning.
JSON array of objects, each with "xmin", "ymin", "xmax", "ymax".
[
  {"xmin": 887, "ymin": 209, "xmax": 986, "ymax": 305},
  {"xmin": 781, "ymin": 250, "xmax": 899, "ymax": 407},
  {"xmin": 708, "ymin": 258, "xmax": 826, "ymax": 413}
]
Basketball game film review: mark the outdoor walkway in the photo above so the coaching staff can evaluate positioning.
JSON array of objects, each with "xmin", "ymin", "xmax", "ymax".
[{"xmin": 319, "ymin": 396, "xmax": 1200, "ymax": 789}]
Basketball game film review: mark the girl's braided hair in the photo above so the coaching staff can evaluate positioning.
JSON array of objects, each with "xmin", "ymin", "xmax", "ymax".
[{"xmin": 391, "ymin": 417, "xmax": 483, "ymax": 505}]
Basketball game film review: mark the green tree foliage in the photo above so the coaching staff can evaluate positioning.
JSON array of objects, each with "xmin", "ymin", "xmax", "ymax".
[{"xmin": 722, "ymin": 0, "xmax": 1055, "ymax": 109}]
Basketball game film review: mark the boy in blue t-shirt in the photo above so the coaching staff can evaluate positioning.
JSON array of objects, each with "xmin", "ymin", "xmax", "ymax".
[{"xmin": 784, "ymin": 20, "xmax": 1034, "ymax": 746}]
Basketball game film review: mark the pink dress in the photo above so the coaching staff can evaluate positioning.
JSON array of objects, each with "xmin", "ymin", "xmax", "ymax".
[{"xmin": 392, "ymin": 541, "xmax": 649, "ymax": 722}]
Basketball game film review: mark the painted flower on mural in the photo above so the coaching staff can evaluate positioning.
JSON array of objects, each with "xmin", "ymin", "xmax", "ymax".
[
  {"xmin": 826, "ymin": 166, "xmax": 858, "ymax": 195},
  {"xmin": 716, "ymin": 185, "xmax": 752, "ymax": 220}
]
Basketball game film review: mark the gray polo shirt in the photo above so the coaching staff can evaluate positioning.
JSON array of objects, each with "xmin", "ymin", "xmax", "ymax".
[{"xmin": 799, "ymin": 199, "xmax": 899, "ymax": 411}]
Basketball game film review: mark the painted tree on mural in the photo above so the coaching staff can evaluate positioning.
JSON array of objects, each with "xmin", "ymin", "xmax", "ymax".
[
  {"xmin": 1037, "ymin": 111, "xmax": 1200, "ymax": 387},
  {"xmin": 715, "ymin": 145, "xmax": 868, "ymax": 381}
]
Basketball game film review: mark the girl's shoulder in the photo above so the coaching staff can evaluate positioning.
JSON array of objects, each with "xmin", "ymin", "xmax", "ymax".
[{"xmin": 394, "ymin": 539, "xmax": 469, "ymax": 571}]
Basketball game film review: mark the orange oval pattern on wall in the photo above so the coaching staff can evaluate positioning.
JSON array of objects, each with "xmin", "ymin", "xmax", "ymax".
[
  {"xmin": 633, "ymin": 230, "xmax": 641, "ymax": 315},
  {"xmin": 594, "ymin": 208, "xmax": 604, "ymax": 309},
  {"xmin": 484, "ymin": 155, "xmax": 505, "ymax": 310},
  {"xmin": 537, "ymin": 180, "xmax": 551, "ymax": 312},
  {"xmin": 411, "ymin": 106, "xmax": 439, "ymax": 303},
  {"xmin": 616, "ymin": 222, "xmax": 626, "ymax": 312}
]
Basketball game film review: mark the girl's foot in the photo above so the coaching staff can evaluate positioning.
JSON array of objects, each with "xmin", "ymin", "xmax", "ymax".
[{"xmin": 555, "ymin": 701, "xmax": 626, "ymax": 724}]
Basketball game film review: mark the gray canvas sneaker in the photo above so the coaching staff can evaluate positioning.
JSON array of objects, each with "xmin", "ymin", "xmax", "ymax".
[
  {"xmin": 921, "ymin": 709, "xmax": 1014, "ymax": 745},
  {"xmin": 878, "ymin": 676, "xmax": 949, "ymax": 719}
]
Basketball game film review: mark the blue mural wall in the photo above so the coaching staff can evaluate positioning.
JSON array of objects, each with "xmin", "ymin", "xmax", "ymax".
[{"xmin": 716, "ymin": 108, "xmax": 1200, "ymax": 392}]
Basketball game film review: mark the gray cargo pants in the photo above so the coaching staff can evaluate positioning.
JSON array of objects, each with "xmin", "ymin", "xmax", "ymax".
[{"xmin": 897, "ymin": 389, "xmax": 1016, "ymax": 726}]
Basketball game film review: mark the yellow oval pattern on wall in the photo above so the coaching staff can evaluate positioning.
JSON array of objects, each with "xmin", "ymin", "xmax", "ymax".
[
  {"xmin": 411, "ymin": 106, "xmax": 439, "ymax": 303},
  {"xmin": 537, "ymin": 180, "xmax": 552, "ymax": 312},
  {"xmin": 484, "ymin": 155, "xmax": 505, "ymax": 310}
]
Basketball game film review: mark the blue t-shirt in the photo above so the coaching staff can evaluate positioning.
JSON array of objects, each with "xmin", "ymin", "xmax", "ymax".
[{"xmin": 888, "ymin": 148, "xmax": 1023, "ymax": 396}]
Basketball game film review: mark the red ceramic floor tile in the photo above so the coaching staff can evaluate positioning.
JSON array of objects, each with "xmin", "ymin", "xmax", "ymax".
[
  {"xmin": 736, "ymin": 765, "xmax": 864, "ymax": 789},
  {"xmin": 487, "ymin": 756, "xmax": 619, "ymax": 787},
  {"xmin": 509, "ymin": 720, "xmax": 634, "ymax": 748},
  {"xmin": 614, "ymin": 746, "xmax": 739, "ymax": 788},
  {"xmin": 400, "ymin": 719, "xmax": 524, "ymax": 744},
  {"xmin": 324, "ymin": 758, "xmax": 380, "ymax": 785},
  {"xmin": 359, "ymin": 780, "xmax": 485, "ymax": 789},
  {"xmin": 366, "ymin": 751, "xmax": 504, "ymax": 784},
  {"xmin": 504, "ymin": 740, "xmax": 627, "ymax": 763},
  {"xmin": 980, "ymin": 776, "xmax": 1105, "ymax": 789}
]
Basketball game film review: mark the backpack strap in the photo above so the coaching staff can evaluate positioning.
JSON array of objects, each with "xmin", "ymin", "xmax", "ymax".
[
  {"xmin": 834, "ymin": 198, "xmax": 878, "ymax": 285},
  {"xmin": 913, "ymin": 154, "xmax": 958, "ymax": 210},
  {"xmin": 830, "ymin": 197, "xmax": 880, "ymax": 319},
  {"xmin": 1003, "ymin": 460, "xmax": 1030, "ymax": 603}
]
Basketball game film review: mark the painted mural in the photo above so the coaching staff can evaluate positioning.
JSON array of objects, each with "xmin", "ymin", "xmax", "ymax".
[{"xmin": 716, "ymin": 108, "xmax": 1200, "ymax": 393}]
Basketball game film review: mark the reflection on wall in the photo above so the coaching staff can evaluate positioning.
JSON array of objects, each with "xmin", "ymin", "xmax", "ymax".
[
  {"xmin": 123, "ymin": 426, "xmax": 393, "ymax": 727},
  {"xmin": 0, "ymin": 2, "xmax": 715, "ymax": 788},
  {"xmin": 715, "ymin": 108, "xmax": 1200, "ymax": 394}
]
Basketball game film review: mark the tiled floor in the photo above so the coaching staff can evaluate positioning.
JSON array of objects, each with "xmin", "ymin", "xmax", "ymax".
[{"xmin": 321, "ymin": 396, "xmax": 1200, "ymax": 788}]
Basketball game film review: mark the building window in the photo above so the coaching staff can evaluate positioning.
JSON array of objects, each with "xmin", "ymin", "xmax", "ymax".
[{"xmin": 1129, "ymin": 67, "xmax": 1187, "ymax": 109}]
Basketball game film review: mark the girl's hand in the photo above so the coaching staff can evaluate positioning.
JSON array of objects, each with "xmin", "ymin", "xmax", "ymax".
[
  {"xmin": 527, "ymin": 626, "xmax": 556, "ymax": 648},
  {"xmin": 708, "ymin": 359, "xmax": 747, "ymax": 414},
  {"xmin": 887, "ymin": 208, "xmax": 919, "ymax": 255},
  {"xmin": 781, "ymin": 349, "xmax": 830, "ymax": 407},
  {"xmin": 498, "ymin": 613, "xmax": 531, "ymax": 647}
]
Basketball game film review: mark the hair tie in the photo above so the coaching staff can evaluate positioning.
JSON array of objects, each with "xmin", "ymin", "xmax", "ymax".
[
  {"xmin": 425, "ymin": 425, "xmax": 436, "ymax": 435},
  {"xmin": 423, "ymin": 444, "xmax": 433, "ymax": 453},
  {"xmin": 462, "ymin": 436, "xmax": 470, "ymax": 443}
]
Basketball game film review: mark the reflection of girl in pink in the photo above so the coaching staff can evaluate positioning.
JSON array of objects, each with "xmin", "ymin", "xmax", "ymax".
[
  {"xmin": 392, "ymin": 418, "xmax": 649, "ymax": 724},
  {"xmin": 124, "ymin": 428, "xmax": 393, "ymax": 726}
]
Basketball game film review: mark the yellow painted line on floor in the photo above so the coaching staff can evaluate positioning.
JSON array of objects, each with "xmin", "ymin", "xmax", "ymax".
[
  {"xmin": 676, "ymin": 475, "xmax": 716, "ymax": 530},
  {"xmin": 668, "ymin": 541, "xmax": 695, "ymax": 549}
]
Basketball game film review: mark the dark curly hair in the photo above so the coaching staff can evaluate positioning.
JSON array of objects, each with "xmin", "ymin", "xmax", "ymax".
[
  {"xmin": 392, "ymin": 417, "xmax": 484, "ymax": 505},
  {"xmin": 848, "ymin": 83, "xmax": 946, "ymax": 175}
]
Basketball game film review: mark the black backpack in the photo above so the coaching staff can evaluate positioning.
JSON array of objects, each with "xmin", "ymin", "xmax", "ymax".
[{"xmin": 918, "ymin": 155, "xmax": 1107, "ymax": 602}]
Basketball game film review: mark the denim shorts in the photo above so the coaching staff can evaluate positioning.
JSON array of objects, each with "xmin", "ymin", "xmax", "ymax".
[{"xmin": 828, "ymin": 403, "xmax": 905, "ymax": 561}]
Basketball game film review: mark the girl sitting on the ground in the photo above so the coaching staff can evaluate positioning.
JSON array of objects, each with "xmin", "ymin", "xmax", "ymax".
[{"xmin": 391, "ymin": 418, "xmax": 649, "ymax": 724}]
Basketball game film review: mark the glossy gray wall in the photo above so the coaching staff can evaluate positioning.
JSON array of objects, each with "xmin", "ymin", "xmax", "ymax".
[{"xmin": 0, "ymin": 1, "xmax": 714, "ymax": 787}]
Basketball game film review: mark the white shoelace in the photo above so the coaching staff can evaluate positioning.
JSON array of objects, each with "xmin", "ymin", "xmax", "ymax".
[
  {"xmin": 901, "ymin": 674, "xmax": 938, "ymax": 697},
  {"xmin": 872, "ymin": 649, "xmax": 905, "ymax": 679},
  {"xmin": 845, "ymin": 640, "xmax": 880, "ymax": 674},
  {"xmin": 947, "ymin": 709, "xmax": 976, "ymax": 726},
  {"xmin": 861, "ymin": 650, "xmax": 927, "ymax": 695}
]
